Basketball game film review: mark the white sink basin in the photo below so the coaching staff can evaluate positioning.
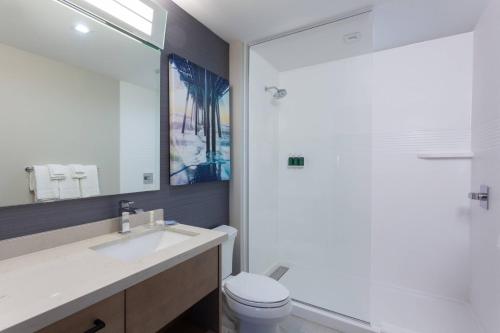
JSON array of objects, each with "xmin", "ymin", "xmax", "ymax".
[{"xmin": 91, "ymin": 228, "xmax": 196, "ymax": 262}]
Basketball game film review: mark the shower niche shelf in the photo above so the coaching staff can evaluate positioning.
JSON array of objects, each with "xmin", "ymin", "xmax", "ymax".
[{"xmin": 417, "ymin": 151, "xmax": 474, "ymax": 160}]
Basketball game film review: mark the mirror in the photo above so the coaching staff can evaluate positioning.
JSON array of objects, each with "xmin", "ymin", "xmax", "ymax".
[{"xmin": 0, "ymin": 0, "xmax": 163, "ymax": 207}]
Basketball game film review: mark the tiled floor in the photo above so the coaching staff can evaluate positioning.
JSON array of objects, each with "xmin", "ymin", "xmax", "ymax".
[{"xmin": 222, "ymin": 315, "xmax": 341, "ymax": 333}]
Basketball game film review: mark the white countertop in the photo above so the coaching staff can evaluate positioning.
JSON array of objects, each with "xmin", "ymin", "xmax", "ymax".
[{"xmin": 0, "ymin": 224, "xmax": 226, "ymax": 333}]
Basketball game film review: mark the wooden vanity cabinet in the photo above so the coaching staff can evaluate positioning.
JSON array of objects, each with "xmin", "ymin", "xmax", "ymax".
[
  {"xmin": 126, "ymin": 246, "xmax": 220, "ymax": 333},
  {"xmin": 37, "ymin": 292, "xmax": 125, "ymax": 333},
  {"xmin": 36, "ymin": 247, "xmax": 221, "ymax": 333}
]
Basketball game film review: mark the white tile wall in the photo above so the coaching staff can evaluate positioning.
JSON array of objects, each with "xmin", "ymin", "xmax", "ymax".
[{"xmin": 371, "ymin": 32, "xmax": 474, "ymax": 302}]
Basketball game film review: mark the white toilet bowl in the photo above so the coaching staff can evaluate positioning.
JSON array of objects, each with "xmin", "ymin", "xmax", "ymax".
[
  {"xmin": 223, "ymin": 272, "xmax": 292, "ymax": 333},
  {"xmin": 213, "ymin": 225, "xmax": 292, "ymax": 333}
]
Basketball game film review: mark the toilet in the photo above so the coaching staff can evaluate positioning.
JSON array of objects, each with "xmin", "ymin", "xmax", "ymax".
[{"xmin": 214, "ymin": 225, "xmax": 292, "ymax": 333}]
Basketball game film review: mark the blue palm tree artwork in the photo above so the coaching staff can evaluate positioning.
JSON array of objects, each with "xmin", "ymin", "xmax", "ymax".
[{"xmin": 169, "ymin": 54, "xmax": 231, "ymax": 185}]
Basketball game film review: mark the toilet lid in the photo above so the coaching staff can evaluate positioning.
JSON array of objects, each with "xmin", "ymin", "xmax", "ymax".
[{"xmin": 224, "ymin": 272, "xmax": 290, "ymax": 308}]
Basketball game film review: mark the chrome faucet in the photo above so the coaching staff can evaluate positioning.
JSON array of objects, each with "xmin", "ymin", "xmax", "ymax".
[{"xmin": 118, "ymin": 200, "xmax": 138, "ymax": 234}]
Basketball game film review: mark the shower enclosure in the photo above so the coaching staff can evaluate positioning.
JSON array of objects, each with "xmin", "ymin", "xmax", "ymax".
[{"xmin": 248, "ymin": 12, "xmax": 373, "ymax": 323}]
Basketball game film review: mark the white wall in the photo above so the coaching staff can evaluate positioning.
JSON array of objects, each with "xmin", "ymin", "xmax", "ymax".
[
  {"xmin": 371, "ymin": 33, "xmax": 473, "ymax": 301},
  {"xmin": 229, "ymin": 41, "xmax": 247, "ymax": 274},
  {"xmin": 119, "ymin": 81, "xmax": 160, "ymax": 193},
  {"xmin": 470, "ymin": 1, "xmax": 500, "ymax": 331},
  {"xmin": 248, "ymin": 50, "xmax": 281, "ymax": 274}
]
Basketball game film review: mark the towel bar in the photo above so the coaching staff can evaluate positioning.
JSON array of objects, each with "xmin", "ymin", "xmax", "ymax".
[{"xmin": 25, "ymin": 166, "xmax": 100, "ymax": 172}]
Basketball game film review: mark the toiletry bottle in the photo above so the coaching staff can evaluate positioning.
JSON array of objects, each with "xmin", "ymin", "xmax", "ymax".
[
  {"xmin": 121, "ymin": 212, "xmax": 131, "ymax": 233},
  {"xmin": 149, "ymin": 211, "xmax": 155, "ymax": 228}
]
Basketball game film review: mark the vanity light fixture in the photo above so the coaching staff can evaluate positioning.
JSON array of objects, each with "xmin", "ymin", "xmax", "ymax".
[
  {"xmin": 74, "ymin": 23, "xmax": 90, "ymax": 34},
  {"xmin": 115, "ymin": 0, "xmax": 154, "ymax": 21},
  {"xmin": 82, "ymin": 0, "xmax": 154, "ymax": 35}
]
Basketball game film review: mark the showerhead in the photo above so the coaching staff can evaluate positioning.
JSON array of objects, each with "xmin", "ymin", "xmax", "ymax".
[{"xmin": 265, "ymin": 86, "xmax": 287, "ymax": 99}]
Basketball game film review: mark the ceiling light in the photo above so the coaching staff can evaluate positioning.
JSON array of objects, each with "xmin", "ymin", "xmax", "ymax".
[
  {"xmin": 82, "ymin": 0, "xmax": 153, "ymax": 35},
  {"xmin": 74, "ymin": 24, "xmax": 90, "ymax": 34}
]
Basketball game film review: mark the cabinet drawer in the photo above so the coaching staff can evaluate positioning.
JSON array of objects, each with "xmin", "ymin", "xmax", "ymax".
[
  {"xmin": 37, "ymin": 292, "xmax": 125, "ymax": 333},
  {"xmin": 126, "ymin": 247, "xmax": 219, "ymax": 333}
]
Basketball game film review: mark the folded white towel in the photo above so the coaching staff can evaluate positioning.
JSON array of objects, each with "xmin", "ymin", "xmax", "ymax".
[
  {"xmin": 32, "ymin": 165, "xmax": 59, "ymax": 202},
  {"xmin": 68, "ymin": 164, "xmax": 87, "ymax": 179},
  {"xmin": 58, "ymin": 166, "xmax": 81, "ymax": 199},
  {"xmin": 47, "ymin": 164, "xmax": 66, "ymax": 180},
  {"xmin": 29, "ymin": 170, "xmax": 35, "ymax": 192},
  {"xmin": 80, "ymin": 165, "xmax": 100, "ymax": 198}
]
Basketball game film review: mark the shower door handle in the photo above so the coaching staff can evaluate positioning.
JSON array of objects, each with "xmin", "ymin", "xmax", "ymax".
[
  {"xmin": 468, "ymin": 193, "xmax": 488, "ymax": 200},
  {"xmin": 468, "ymin": 185, "xmax": 489, "ymax": 210}
]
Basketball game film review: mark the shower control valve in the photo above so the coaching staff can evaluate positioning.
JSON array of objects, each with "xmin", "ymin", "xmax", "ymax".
[{"xmin": 468, "ymin": 185, "xmax": 489, "ymax": 210}]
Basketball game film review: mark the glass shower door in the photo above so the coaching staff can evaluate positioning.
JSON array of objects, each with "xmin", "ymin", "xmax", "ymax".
[{"xmin": 248, "ymin": 12, "xmax": 373, "ymax": 322}]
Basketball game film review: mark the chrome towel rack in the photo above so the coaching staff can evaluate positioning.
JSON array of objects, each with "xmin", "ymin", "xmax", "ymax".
[{"xmin": 25, "ymin": 166, "xmax": 100, "ymax": 172}]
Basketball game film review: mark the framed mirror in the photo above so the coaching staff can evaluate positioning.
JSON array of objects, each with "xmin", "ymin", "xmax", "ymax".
[{"xmin": 0, "ymin": 0, "xmax": 165, "ymax": 207}]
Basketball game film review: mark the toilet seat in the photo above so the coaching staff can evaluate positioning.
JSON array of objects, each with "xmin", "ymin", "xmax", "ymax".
[
  {"xmin": 224, "ymin": 272, "xmax": 290, "ymax": 308},
  {"xmin": 225, "ymin": 293, "xmax": 293, "ymax": 323}
]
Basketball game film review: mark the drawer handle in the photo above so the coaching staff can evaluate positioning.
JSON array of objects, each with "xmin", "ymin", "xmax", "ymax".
[{"xmin": 84, "ymin": 319, "xmax": 106, "ymax": 333}]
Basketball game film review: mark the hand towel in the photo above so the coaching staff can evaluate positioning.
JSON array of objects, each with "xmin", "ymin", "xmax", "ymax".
[
  {"xmin": 32, "ymin": 165, "xmax": 59, "ymax": 201},
  {"xmin": 80, "ymin": 165, "xmax": 100, "ymax": 198},
  {"xmin": 68, "ymin": 164, "xmax": 87, "ymax": 179},
  {"xmin": 58, "ymin": 166, "xmax": 81, "ymax": 199},
  {"xmin": 47, "ymin": 164, "xmax": 66, "ymax": 180},
  {"xmin": 28, "ymin": 170, "xmax": 35, "ymax": 192}
]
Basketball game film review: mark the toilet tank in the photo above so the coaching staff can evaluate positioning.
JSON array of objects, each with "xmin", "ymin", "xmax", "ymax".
[{"xmin": 213, "ymin": 225, "xmax": 238, "ymax": 279}]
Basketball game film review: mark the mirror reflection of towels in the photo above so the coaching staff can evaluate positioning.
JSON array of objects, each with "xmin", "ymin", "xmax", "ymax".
[
  {"xmin": 32, "ymin": 165, "xmax": 59, "ymax": 201},
  {"xmin": 58, "ymin": 166, "xmax": 81, "ymax": 199},
  {"xmin": 68, "ymin": 164, "xmax": 87, "ymax": 179},
  {"xmin": 80, "ymin": 165, "xmax": 100, "ymax": 198},
  {"xmin": 47, "ymin": 164, "xmax": 66, "ymax": 180}
]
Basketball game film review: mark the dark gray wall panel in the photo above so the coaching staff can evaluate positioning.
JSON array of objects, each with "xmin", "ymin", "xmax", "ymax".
[{"xmin": 0, "ymin": 0, "xmax": 229, "ymax": 241}]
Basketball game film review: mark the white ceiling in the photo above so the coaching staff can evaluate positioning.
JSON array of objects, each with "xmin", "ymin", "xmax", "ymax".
[
  {"xmin": 372, "ymin": 0, "xmax": 489, "ymax": 50},
  {"xmin": 253, "ymin": 12, "xmax": 373, "ymax": 71},
  {"xmin": 172, "ymin": 0, "xmax": 488, "ymax": 50},
  {"xmin": 172, "ymin": 0, "xmax": 377, "ymax": 43}
]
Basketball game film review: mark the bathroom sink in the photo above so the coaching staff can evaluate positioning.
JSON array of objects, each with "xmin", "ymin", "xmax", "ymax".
[{"xmin": 91, "ymin": 228, "xmax": 196, "ymax": 262}]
